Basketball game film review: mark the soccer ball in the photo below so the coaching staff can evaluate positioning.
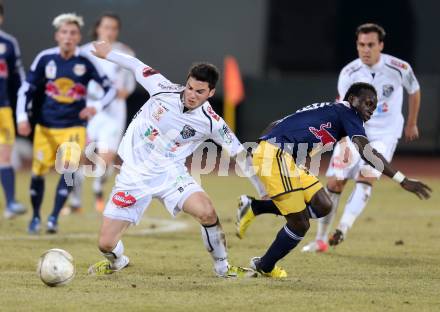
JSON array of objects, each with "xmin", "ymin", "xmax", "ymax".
[{"xmin": 37, "ymin": 248, "xmax": 75, "ymax": 287}]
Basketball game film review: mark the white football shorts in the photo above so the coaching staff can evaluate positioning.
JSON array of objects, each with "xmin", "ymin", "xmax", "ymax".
[
  {"xmin": 87, "ymin": 112, "xmax": 125, "ymax": 153},
  {"xmin": 103, "ymin": 163, "xmax": 204, "ymax": 224},
  {"xmin": 326, "ymin": 136, "xmax": 398, "ymax": 180}
]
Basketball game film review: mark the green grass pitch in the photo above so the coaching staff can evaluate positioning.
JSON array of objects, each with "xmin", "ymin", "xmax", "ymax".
[{"xmin": 0, "ymin": 171, "xmax": 439, "ymax": 311}]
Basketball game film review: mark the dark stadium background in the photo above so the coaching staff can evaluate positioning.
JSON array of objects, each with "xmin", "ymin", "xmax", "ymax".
[{"xmin": 4, "ymin": 0, "xmax": 440, "ymax": 154}]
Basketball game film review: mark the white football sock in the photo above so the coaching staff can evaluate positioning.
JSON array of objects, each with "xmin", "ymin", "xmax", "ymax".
[
  {"xmin": 338, "ymin": 182, "xmax": 372, "ymax": 235},
  {"xmin": 315, "ymin": 188, "xmax": 341, "ymax": 242},
  {"xmin": 102, "ymin": 240, "xmax": 126, "ymax": 270},
  {"xmin": 69, "ymin": 170, "xmax": 84, "ymax": 207},
  {"xmin": 200, "ymin": 219, "xmax": 229, "ymax": 276}
]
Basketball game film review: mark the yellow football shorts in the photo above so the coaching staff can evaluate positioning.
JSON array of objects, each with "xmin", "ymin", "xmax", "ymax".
[
  {"xmin": 252, "ymin": 140, "xmax": 323, "ymax": 215},
  {"xmin": 32, "ymin": 124, "xmax": 86, "ymax": 175},
  {"xmin": 0, "ymin": 106, "xmax": 15, "ymax": 146}
]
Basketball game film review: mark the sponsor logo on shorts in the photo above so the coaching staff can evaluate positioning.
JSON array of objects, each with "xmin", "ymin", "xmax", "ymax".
[{"xmin": 112, "ymin": 191, "xmax": 136, "ymax": 208}]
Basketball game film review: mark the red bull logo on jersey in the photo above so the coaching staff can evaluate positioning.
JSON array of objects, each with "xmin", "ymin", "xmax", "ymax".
[
  {"xmin": 0, "ymin": 59, "xmax": 8, "ymax": 78},
  {"xmin": 112, "ymin": 191, "xmax": 137, "ymax": 208},
  {"xmin": 45, "ymin": 78, "xmax": 86, "ymax": 104},
  {"xmin": 309, "ymin": 122, "xmax": 336, "ymax": 146}
]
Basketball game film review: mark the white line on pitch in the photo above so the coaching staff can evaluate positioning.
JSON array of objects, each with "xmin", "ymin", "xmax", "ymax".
[{"xmin": 0, "ymin": 217, "xmax": 188, "ymax": 241}]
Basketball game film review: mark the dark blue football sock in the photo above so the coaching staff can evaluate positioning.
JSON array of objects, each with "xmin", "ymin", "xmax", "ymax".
[
  {"xmin": 251, "ymin": 199, "xmax": 282, "ymax": 216},
  {"xmin": 0, "ymin": 166, "xmax": 15, "ymax": 206},
  {"xmin": 30, "ymin": 176, "xmax": 45, "ymax": 219},
  {"xmin": 259, "ymin": 224, "xmax": 303, "ymax": 273},
  {"xmin": 50, "ymin": 174, "xmax": 74, "ymax": 221}
]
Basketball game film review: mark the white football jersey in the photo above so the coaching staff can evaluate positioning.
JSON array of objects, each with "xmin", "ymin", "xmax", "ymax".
[
  {"xmin": 106, "ymin": 51, "xmax": 244, "ymax": 174},
  {"xmin": 81, "ymin": 42, "xmax": 136, "ymax": 122},
  {"xmin": 338, "ymin": 53, "xmax": 420, "ymax": 139}
]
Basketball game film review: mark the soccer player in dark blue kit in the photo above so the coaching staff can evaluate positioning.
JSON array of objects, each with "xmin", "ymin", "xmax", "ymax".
[
  {"xmin": 236, "ymin": 82, "xmax": 431, "ymax": 277},
  {"xmin": 0, "ymin": 3, "xmax": 27, "ymax": 218},
  {"xmin": 16, "ymin": 13, "xmax": 116, "ymax": 234}
]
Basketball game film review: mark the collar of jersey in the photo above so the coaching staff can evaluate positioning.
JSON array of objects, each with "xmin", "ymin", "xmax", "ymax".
[
  {"xmin": 362, "ymin": 53, "xmax": 384, "ymax": 73},
  {"xmin": 55, "ymin": 46, "xmax": 81, "ymax": 57}
]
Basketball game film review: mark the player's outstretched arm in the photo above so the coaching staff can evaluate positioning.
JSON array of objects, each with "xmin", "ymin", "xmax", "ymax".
[
  {"xmin": 92, "ymin": 41, "xmax": 168, "ymax": 96},
  {"xmin": 92, "ymin": 41, "xmax": 144, "ymax": 74},
  {"xmin": 351, "ymin": 135, "xmax": 432, "ymax": 199}
]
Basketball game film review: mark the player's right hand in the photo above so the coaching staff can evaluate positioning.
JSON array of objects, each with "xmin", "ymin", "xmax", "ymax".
[
  {"xmin": 17, "ymin": 121, "xmax": 31, "ymax": 137},
  {"xmin": 91, "ymin": 41, "xmax": 112, "ymax": 59},
  {"xmin": 401, "ymin": 178, "xmax": 432, "ymax": 200}
]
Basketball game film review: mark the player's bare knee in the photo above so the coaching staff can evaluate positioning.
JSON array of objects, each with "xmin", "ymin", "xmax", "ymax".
[
  {"xmin": 327, "ymin": 177, "xmax": 346, "ymax": 193},
  {"xmin": 199, "ymin": 206, "xmax": 218, "ymax": 226},
  {"xmin": 285, "ymin": 212, "xmax": 310, "ymax": 236}
]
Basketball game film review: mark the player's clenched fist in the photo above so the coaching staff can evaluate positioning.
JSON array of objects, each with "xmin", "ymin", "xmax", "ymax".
[{"xmin": 92, "ymin": 41, "xmax": 111, "ymax": 59}]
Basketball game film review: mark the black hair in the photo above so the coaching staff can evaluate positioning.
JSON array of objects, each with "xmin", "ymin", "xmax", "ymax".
[
  {"xmin": 0, "ymin": 3, "xmax": 3, "ymax": 17},
  {"xmin": 187, "ymin": 63, "xmax": 219, "ymax": 90},
  {"xmin": 91, "ymin": 12, "xmax": 121, "ymax": 40},
  {"xmin": 344, "ymin": 82, "xmax": 377, "ymax": 101},
  {"xmin": 356, "ymin": 23, "xmax": 386, "ymax": 42}
]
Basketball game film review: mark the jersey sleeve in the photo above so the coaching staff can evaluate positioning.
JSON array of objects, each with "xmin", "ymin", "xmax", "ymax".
[
  {"xmin": 16, "ymin": 53, "xmax": 46, "ymax": 122},
  {"xmin": 209, "ymin": 114, "xmax": 245, "ymax": 157},
  {"xmin": 86, "ymin": 58, "xmax": 117, "ymax": 110},
  {"xmin": 337, "ymin": 67, "xmax": 353, "ymax": 100},
  {"xmin": 401, "ymin": 63, "xmax": 420, "ymax": 95},
  {"xmin": 106, "ymin": 51, "xmax": 176, "ymax": 96},
  {"xmin": 338, "ymin": 106, "xmax": 367, "ymax": 139},
  {"xmin": 7, "ymin": 37, "xmax": 25, "ymax": 98},
  {"xmin": 115, "ymin": 45, "xmax": 137, "ymax": 95}
]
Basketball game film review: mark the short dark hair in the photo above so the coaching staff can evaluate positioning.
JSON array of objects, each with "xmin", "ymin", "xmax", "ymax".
[
  {"xmin": 0, "ymin": 3, "xmax": 4, "ymax": 17},
  {"xmin": 91, "ymin": 12, "xmax": 121, "ymax": 40},
  {"xmin": 344, "ymin": 82, "xmax": 377, "ymax": 101},
  {"xmin": 356, "ymin": 23, "xmax": 386, "ymax": 42},
  {"xmin": 187, "ymin": 63, "xmax": 219, "ymax": 90}
]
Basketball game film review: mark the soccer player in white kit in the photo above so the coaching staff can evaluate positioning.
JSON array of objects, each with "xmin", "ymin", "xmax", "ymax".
[
  {"xmin": 68, "ymin": 13, "xmax": 136, "ymax": 213},
  {"xmin": 302, "ymin": 23, "xmax": 421, "ymax": 252},
  {"xmin": 87, "ymin": 41, "xmax": 266, "ymax": 277}
]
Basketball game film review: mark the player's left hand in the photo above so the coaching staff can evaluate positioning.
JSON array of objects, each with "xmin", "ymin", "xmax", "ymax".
[
  {"xmin": 404, "ymin": 124, "xmax": 419, "ymax": 142},
  {"xmin": 401, "ymin": 178, "xmax": 432, "ymax": 199},
  {"xmin": 79, "ymin": 107, "xmax": 97, "ymax": 120}
]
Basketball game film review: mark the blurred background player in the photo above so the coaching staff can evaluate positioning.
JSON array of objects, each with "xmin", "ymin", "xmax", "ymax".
[
  {"xmin": 301, "ymin": 23, "xmax": 421, "ymax": 252},
  {"xmin": 0, "ymin": 3, "xmax": 27, "ymax": 219},
  {"xmin": 66, "ymin": 12, "xmax": 136, "ymax": 213},
  {"xmin": 16, "ymin": 13, "xmax": 116, "ymax": 234},
  {"xmin": 235, "ymin": 83, "xmax": 430, "ymax": 277}
]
